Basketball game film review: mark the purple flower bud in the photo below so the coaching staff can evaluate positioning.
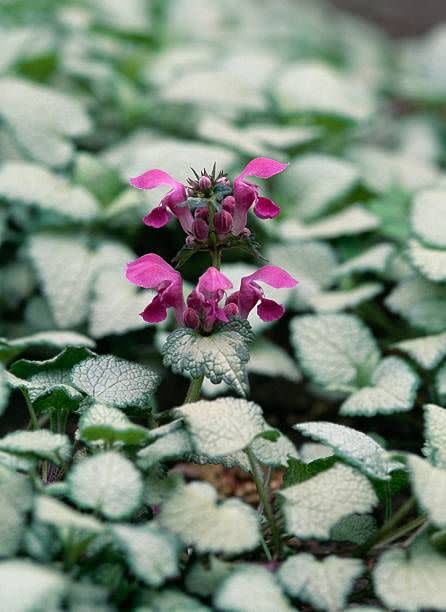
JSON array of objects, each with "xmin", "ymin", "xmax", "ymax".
[
  {"xmin": 198, "ymin": 175, "xmax": 212, "ymax": 191},
  {"xmin": 217, "ymin": 176, "xmax": 231, "ymax": 187},
  {"xmin": 214, "ymin": 210, "xmax": 232, "ymax": 235},
  {"xmin": 241, "ymin": 227, "xmax": 251, "ymax": 237},
  {"xmin": 186, "ymin": 236, "xmax": 196, "ymax": 247},
  {"xmin": 222, "ymin": 195, "xmax": 236, "ymax": 213},
  {"xmin": 195, "ymin": 207, "xmax": 209, "ymax": 221},
  {"xmin": 183, "ymin": 307, "xmax": 200, "ymax": 329},
  {"xmin": 192, "ymin": 218, "xmax": 209, "ymax": 241},
  {"xmin": 224, "ymin": 302, "xmax": 239, "ymax": 318}
]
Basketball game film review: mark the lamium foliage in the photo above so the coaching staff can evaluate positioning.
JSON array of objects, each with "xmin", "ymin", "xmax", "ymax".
[{"xmin": 1, "ymin": 1, "xmax": 446, "ymax": 610}]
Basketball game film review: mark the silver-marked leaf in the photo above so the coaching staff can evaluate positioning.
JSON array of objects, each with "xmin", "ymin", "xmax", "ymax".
[
  {"xmin": 295, "ymin": 421, "xmax": 401, "ymax": 479},
  {"xmin": 176, "ymin": 398, "xmax": 265, "ymax": 458},
  {"xmin": 409, "ymin": 239, "xmax": 446, "ymax": 282},
  {"xmin": 186, "ymin": 557, "xmax": 231, "ymax": 598},
  {"xmin": 385, "ymin": 277, "xmax": 446, "ymax": 332},
  {"xmin": 280, "ymin": 463, "xmax": 378, "ymax": 539},
  {"xmin": 340, "ymin": 357, "xmax": 419, "ymax": 416},
  {"xmin": 0, "ymin": 77, "xmax": 91, "ymax": 167},
  {"xmin": 67, "ymin": 451, "xmax": 143, "ymax": 520},
  {"xmin": 88, "ymin": 268, "xmax": 149, "ymax": 338},
  {"xmin": 290, "ymin": 314, "xmax": 380, "ymax": 390},
  {"xmin": 350, "ymin": 145, "xmax": 439, "ymax": 193},
  {"xmin": 0, "ymin": 560, "xmax": 67, "ymax": 612},
  {"xmin": 28, "ymin": 234, "xmax": 97, "ymax": 329},
  {"xmin": 278, "ymin": 553, "xmax": 363, "ymax": 612},
  {"xmin": 9, "ymin": 347, "xmax": 92, "ymax": 413},
  {"xmin": 411, "ymin": 189, "xmax": 446, "ymax": 248},
  {"xmin": 251, "ymin": 432, "xmax": 299, "ymax": 468},
  {"xmin": 277, "ymin": 153, "xmax": 358, "ymax": 221},
  {"xmin": 0, "ymin": 465, "xmax": 32, "ymax": 557},
  {"xmin": 308, "ymin": 283, "xmax": 383, "ymax": 313},
  {"xmin": 393, "ymin": 332, "xmax": 446, "ymax": 369},
  {"xmin": 275, "ymin": 61, "xmax": 375, "ymax": 121},
  {"xmin": 215, "ymin": 566, "xmax": 292, "ymax": 612},
  {"xmin": 162, "ymin": 320, "xmax": 254, "ymax": 396},
  {"xmin": 279, "ymin": 205, "xmax": 379, "ymax": 241},
  {"xmin": 0, "ymin": 430, "xmax": 70, "ymax": 464},
  {"xmin": 0, "ymin": 331, "xmax": 95, "ymax": 363},
  {"xmin": 267, "ymin": 241, "xmax": 337, "ymax": 310},
  {"xmin": 34, "ymin": 495, "xmax": 103, "ymax": 534},
  {"xmin": 408, "ymin": 455, "xmax": 446, "ymax": 527},
  {"xmin": 103, "ymin": 131, "xmax": 237, "ymax": 183},
  {"xmin": 112, "ymin": 524, "xmax": 179, "ymax": 587},
  {"xmin": 300, "ymin": 443, "xmax": 334, "ymax": 463},
  {"xmin": 373, "ymin": 535, "xmax": 446, "ymax": 612},
  {"xmin": 284, "ymin": 153, "xmax": 358, "ymax": 221},
  {"xmin": 247, "ymin": 338, "xmax": 301, "ymax": 383},
  {"xmin": 159, "ymin": 481, "xmax": 259, "ymax": 554},
  {"xmin": 160, "ymin": 70, "xmax": 265, "ymax": 113},
  {"xmin": 0, "ymin": 162, "xmax": 99, "ymax": 223},
  {"xmin": 335, "ymin": 243, "xmax": 395, "ymax": 278},
  {"xmin": 137, "ymin": 429, "xmax": 193, "ymax": 468},
  {"xmin": 139, "ymin": 589, "xmax": 211, "ymax": 612},
  {"xmin": 71, "ymin": 355, "xmax": 160, "ymax": 409},
  {"xmin": 79, "ymin": 403, "xmax": 150, "ymax": 446},
  {"xmin": 423, "ymin": 403, "xmax": 446, "ymax": 467}
]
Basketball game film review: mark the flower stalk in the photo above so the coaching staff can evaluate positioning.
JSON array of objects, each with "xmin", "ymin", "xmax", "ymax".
[{"xmin": 246, "ymin": 446, "xmax": 282, "ymax": 559}]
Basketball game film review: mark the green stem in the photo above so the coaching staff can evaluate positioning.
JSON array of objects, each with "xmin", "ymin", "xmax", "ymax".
[
  {"xmin": 211, "ymin": 248, "xmax": 221, "ymax": 268},
  {"xmin": 356, "ymin": 496, "xmax": 417, "ymax": 556},
  {"xmin": 246, "ymin": 447, "xmax": 282, "ymax": 559},
  {"xmin": 185, "ymin": 374, "xmax": 204, "ymax": 403},
  {"xmin": 373, "ymin": 515, "xmax": 427, "ymax": 550},
  {"xmin": 25, "ymin": 395, "xmax": 38, "ymax": 430}
]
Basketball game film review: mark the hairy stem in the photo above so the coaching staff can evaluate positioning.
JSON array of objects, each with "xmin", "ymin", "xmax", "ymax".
[
  {"xmin": 25, "ymin": 395, "xmax": 38, "ymax": 430},
  {"xmin": 185, "ymin": 374, "xmax": 204, "ymax": 403},
  {"xmin": 246, "ymin": 447, "xmax": 282, "ymax": 559}
]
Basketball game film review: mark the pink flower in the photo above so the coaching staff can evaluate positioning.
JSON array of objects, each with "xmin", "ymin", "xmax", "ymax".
[
  {"xmin": 130, "ymin": 169, "xmax": 193, "ymax": 234},
  {"xmin": 125, "ymin": 254, "xmax": 185, "ymax": 324},
  {"xmin": 227, "ymin": 265, "xmax": 298, "ymax": 322},
  {"xmin": 126, "ymin": 257, "xmax": 297, "ymax": 330},
  {"xmin": 188, "ymin": 267, "xmax": 233, "ymax": 331},
  {"xmin": 232, "ymin": 158, "xmax": 288, "ymax": 235}
]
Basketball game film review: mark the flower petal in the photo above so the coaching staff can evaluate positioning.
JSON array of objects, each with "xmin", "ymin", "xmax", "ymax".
[
  {"xmin": 198, "ymin": 267, "xmax": 233, "ymax": 294},
  {"xmin": 143, "ymin": 206, "xmax": 171, "ymax": 228},
  {"xmin": 126, "ymin": 253, "xmax": 179, "ymax": 289},
  {"xmin": 130, "ymin": 169, "xmax": 180, "ymax": 190},
  {"xmin": 238, "ymin": 157, "xmax": 288, "ymax": 180},
  {"xmin": 140, "ymin": 295, "xmax": 168, "ymax": 323},
  {"xmin": 243, "ymin": 265, "xmax": 298, "ymax": 289},
  {"xmin": 257, "ymin": 298, "xmax": 284, "ymax": 322},
  {"xmin": 254, "ymin": 196, "xmax": 280, "ymax": 219}
]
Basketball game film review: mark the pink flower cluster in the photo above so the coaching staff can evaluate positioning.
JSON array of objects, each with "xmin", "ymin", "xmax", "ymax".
[
  {"xmin": 126, "ymin": 254, "xmax": 297, "ymax": 332},
  {"xmin": 130, "ymin": 157, "xmax": 287, "ymax": 241},
  {"xmin": 126, "ymin": 157, "xmax": 298, "ymax": 332}
]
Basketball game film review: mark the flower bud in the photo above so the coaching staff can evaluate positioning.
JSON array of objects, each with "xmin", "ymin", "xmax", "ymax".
[
  {"xmin": 192, "ymin": 218, "xmax": 209, "ymax": 241},
  {"xmin": 198, "ymin": 175, "xmax": 212, "ymax": 192},
  {"xmin": 222, "ymin": 195, "xmax": 236, "ymax": 213},
  {"xmin": 214, "ymin": 209, "xmax": 232, "ymax": 235},
  {"xmin": 241, "ymin": 227, "xmax": 251, "ymax": 237},
  {"xmin": 194, "ymin": 206, "xmax": 209, "ymax": 221},
  {"xmin": 224, "ymin": 302, "xmax": 239, "ymax": 318},
  {"xmin": 186, "ymin": 236, "xmax": 196, "ymax": 247},
  {"xmin": 183, "ymin": 307, "xmax": 200, "ymax": 330}
]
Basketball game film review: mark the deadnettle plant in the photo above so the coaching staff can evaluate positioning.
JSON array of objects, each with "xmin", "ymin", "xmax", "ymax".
[{"xmin": 124, "ymin": 158, "xmax": 297, "ymax": 557}]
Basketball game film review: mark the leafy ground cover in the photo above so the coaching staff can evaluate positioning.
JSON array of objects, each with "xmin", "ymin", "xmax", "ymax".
[{"xmin": 1, "ymin": 0, "xmax": 446, "ymax": 610}]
